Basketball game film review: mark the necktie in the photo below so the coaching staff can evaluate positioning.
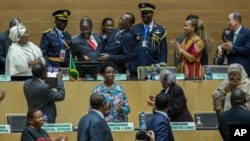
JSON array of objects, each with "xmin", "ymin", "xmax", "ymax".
[
  {"xmin": 233, "ymin": 33, "xmax": 238, "ymax": 44},
  {"xmin": 115, "ymin": 30, "xmax": 121, "ymax": 37},
  {"xmin": 88, "ymin": 38, "xmax": 97, "ymax": 50},
  {"xmin": 144, "ymin": 25, "xmax": 149, "ymax": 40}
]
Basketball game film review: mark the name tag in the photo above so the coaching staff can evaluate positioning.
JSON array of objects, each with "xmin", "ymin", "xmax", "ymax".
[
  {"xmin": 170, "ymin": 122, "xmax": 196, "ymax": 130},
  {"xmin": 97, "ymin": 74, "xmax": 127, "ymax": 81},
  {"xmin": 175, "ymin": 73, "xmax": 185, "ymax": 80},
  {"xmin": 108, "ymin": 122, "xmax": 134, "ymax": 131},
  {"xmin": 212, "ymin": 73, "xmax": 228, "ymax": 80},
  {"xmin": 0, "ymin": 125, "xmax": 11, "ymax": 133},
  {"xmin": 0, "ymin": 75, "xmax": 11, "ymax": 82},
  {"xmin": 42, "ymin": 123, "xmax": 73, "ymax": 132}
]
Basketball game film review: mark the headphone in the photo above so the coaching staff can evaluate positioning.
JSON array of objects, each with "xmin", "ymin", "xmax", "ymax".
[{"xmin": 16, "ymin": 24, "xmax": 21, "ymax": 38}]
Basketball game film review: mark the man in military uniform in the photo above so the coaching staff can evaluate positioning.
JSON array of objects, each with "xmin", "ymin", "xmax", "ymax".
[
  {"xmin": 40, "ymin": 9, "xmax": 72, "ymax": 67},
  {"xmin": 127, "ymin": 3, "xmax": 168, "ymax": 79}
]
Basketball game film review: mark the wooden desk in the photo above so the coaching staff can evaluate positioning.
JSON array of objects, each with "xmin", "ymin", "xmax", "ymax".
[
  {"xmin": 0, "ymin": 80, "xmax": 223, "ymax": 140},
  {"xmin": 0, "ymin": 130, "xmax": 221, "ymax": 141}
]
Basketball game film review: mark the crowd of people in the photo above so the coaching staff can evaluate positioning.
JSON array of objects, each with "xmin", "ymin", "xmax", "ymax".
[{"xmin": 1, "ymin": 1, "xmax": 250, "ymax": 141}]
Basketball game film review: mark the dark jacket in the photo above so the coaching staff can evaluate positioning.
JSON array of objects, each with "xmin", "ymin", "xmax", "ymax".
[
  {"xmin": 161, "ymin": 83, "xmax": 193, "ymax": 122},
  {"xmin": 227, "ymin": 26, "xmax": 250, "ymax": 76},
  {"xmin": 71, "ymin": 33, "xmax": 103, "ymax": 61},
  {"xmin": 101, "ymin": 29, "xmax": 134, "ymax": 73},
  {"xmin": 77, "ymin": 110, "xmax": 113, "ymax": 141},
  {"xmin": 23, "ymin": 78, "xmax": 65, "ymax": 123},
  {"xmin": 146, "ymin": 112, "xmax": 175, "ymax": 141},
  {"xmin": 218, "ymin": 105, "xmax": 250, "ymax": 141},
  {"xmin": 0, "ymin": 30, "xmax": 12, "ymax": 74}
]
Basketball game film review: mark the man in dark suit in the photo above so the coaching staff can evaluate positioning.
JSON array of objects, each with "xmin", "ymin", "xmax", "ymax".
[
  {"xmin": 98, "ymin": 12, "xmax": 135, "ymax": 74},
  {"xmin": 127, "ymin": 2, "xmax": 167, "ymax": 79},
  {"xmin": 23, "ymin": 63, "xmax": 65, "ymax": 123},
  {"xmin": 0, "ymin": 18, "xmax": 21, "ymax": 74},
  {"xmin": 40, "ymin": 9, "xmax": 72, "ymax": 67},
  {"xmin": 72, "ymin": 17, "xmax": 103, "ymax": 61},
  {"xmin": 146, "ymin": 92, "xmax": 175, "ymax": 141},
  {"xmin": 222, "ymin": 11, "xmax": 250, "ymax": 76},
  {"xmin": 77, "ymin": 93, "xmax": 113, "ymax": 141},
  {"xmin": 218, "ymin": 89, "xmax": 250, "ymax": 141}
]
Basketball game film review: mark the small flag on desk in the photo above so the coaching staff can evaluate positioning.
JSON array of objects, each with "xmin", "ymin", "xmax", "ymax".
[{"xmin": 68, "ymin": 52, "xmax": 79, "ymax": 81}]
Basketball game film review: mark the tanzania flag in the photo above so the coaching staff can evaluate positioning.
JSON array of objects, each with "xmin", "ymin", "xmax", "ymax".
[{"xmin": 68, "ymin": 53, "xmax": 79, "ymax": 81}]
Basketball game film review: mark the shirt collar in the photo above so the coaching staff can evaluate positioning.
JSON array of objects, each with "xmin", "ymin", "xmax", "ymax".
[
  {"xmin": 234, "ymin": 26, "xmax": 242, "ymax": 35},
  {"xmin": 55, "ymin": 27, "xmax": 64, "ymax": 37},
  {"xmin": 143, "ymin": 21, "xmax": 154, "ymax": 32},
  {"xmin": 155, "ymin": 110, "xmax": 169, "ymax": 119},
  {"xmin": 91, "ymin": 109, "xmax": 104, "ymax": 119}
]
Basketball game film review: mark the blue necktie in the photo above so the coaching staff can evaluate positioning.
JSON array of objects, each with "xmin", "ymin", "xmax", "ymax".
[{"xmin": 144, "ymin": 25, "xmax": 149, "ymax": 40}]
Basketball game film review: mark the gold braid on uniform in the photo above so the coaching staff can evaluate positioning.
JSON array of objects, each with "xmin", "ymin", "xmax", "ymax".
[{"xmin": 152, "ymin": 28, "xmax": 167, "ymax": 54}]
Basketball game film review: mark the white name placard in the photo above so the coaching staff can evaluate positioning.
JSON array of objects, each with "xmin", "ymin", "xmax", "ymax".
[
  {"xmin": 97, "ymin": 74, "xmax": 127, "ymax": 81},
  {"xmin": 175, "ymin": 73, "xmax": 185, "ymax": 80},
  {"xmin": 212, "ymin": 73, "xmax": 228, "ymax": 80},
  {"xmin": 42, "ymin": 123, "xmax": 73, "ymax": 132},
  {"xmin": 0, "ymin": 125, "xmax": 11, "ymax": 133},
  {"xmin": 108, "ymin": 122, "xmax": 134, "ymax": 131},
  {"xmin": 0, "ymin": 75, "xmax": 11, "ymax": 82},
  {"xmin": 170, "ymin": 122, "xmax": 196, "ymax": 130}
]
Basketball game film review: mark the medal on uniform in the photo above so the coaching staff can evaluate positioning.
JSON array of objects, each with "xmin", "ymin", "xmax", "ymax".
[
  {"xmin": 59, "ymin": 49, "xmax": 65, "ymax": 60},
  {"xmin": 136, "ymin": 34, "xmax": 140, "ymax": 40},
  {"xmin": 142, "ymin": 40, "xmax": 147, "ymax": 47}
]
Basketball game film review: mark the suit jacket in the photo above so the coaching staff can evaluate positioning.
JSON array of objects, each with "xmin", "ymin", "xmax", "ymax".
[
  {"xmin": 72, "ymin": 33, "xmax": 103, "ymax": 61},
  {"xmin": 146, "ymin": 112, "xmax": 175, "ymax": 141},
  {"xmin": 23, "ymin": 78, "xmax": 65, "ymax": 123},
  {"xmin": 0, "ymin": 30, "xmax": 12, "ymax": 74},
  {"xmin": 218, "ymin": 105, "xmax": 250, "ymax": 141},
  {"xmin": 77, "ymin": 110, "xmax": 113, "ymax": 141},
  {"xmin": 227, "ymin": 26, "xmax": 250, "ymax": 76},
  {"xmin": 101, "ymin": 29, "xmax": 134, "ymax": 73},
  {"xmin": 161, "ymin": 83, "xmax": 193, "ymax": 122}
]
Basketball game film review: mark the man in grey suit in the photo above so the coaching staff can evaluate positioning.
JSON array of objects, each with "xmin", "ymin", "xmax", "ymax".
[
  {"xmin": 0, "ymin": 18, "xmax": 21, "ymax": 74},
  {"xmin": 23, "ymin": 63, "xmax": 65, "ymax": 123},
  {"xmin": 77, "ymin": 93, "xmax": 113, "ymax": 141}
]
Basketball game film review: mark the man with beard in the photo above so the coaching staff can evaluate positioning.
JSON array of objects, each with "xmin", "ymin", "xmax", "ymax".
[
  {"xmin": 127, "ymin": 3, "xmax": 167, "ymax": 79},
  {"xmin": 40, "ymin": 9, "xmax": 72, "ymax": 67}
]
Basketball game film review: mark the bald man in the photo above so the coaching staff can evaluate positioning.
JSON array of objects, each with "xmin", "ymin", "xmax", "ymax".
[
  {"xmin": 218, "ymin": 89, "xmax": 250, "ymax": 141},
  {"xmin": 0, "ymin": 18, "xmax": 21, "ymax": 74}
]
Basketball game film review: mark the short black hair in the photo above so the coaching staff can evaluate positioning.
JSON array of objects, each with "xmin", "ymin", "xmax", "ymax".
[
  {"xmin": 155, "ymin": 92, "xmax": 170, "ymax": 111},
  {"xmin": 31, "ymin": 63, "xmax": 46, "ymax": 77},
  {"xmin": 231, "ymin": 11, "xmax": 242, "ymax": 23},
  {"xmin": 27, "ymin": 108, "xmax": 41, "ymax": 125},
  {"xmin": 231, "ymin": 89, "xmax": 246, "ymax": 106},
  {"xmin": 80, "ymin": 16, "xmax": 92, "ymax": 28},
  {"xmin": 99, "ymin": 62, "xmax": 116, "ymax": 74},
  {"xmin": 90, "ymin": 93, "xmax": 106, "ymax": 109}
]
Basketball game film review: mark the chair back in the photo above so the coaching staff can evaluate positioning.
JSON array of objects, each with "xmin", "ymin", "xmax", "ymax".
[
  {"xmin": 6, "ymin": 114, "xmax": 27, "ymax": 132},
  {"xmin": 137, "ymin": 66, "xmax": 177, "ymax": 79},
  {"xmin": 194, "ymin": 111, "xmax": 218, "ymax": 130}
]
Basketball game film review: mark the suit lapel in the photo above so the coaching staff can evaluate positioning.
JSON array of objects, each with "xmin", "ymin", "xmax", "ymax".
[{"xmin": 106, "ymin": 29, "xmax": 119, "ymax": 43}]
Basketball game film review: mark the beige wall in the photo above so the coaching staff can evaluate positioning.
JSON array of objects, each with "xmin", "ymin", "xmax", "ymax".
[{"xmin": 0, "ymin": 0, "xmax": 249, "ymax": 66}]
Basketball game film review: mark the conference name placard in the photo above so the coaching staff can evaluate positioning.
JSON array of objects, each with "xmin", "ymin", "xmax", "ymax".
[
  {"xmin": 0, "ymin": 125, "xmax": 11, "ymax": 133},
  {"xmin": 108, "ymin": 122, "xmax": 134, "ymax": 131},
  {"xmin": 42, "ymin": 123, "xmax": 72, "ymax": 132},
  {"xmin": 170, "ymin": 122, "xmax": 196, "ymax": 130}
]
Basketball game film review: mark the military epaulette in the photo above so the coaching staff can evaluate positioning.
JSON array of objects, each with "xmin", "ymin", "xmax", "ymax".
[
  {"xmin": 64, "ymin": 30, "xmax": 71, "ymax": 35},
  {"xmin": 43, "ymin": 29, "xmax": 54, "ymax": 34}
]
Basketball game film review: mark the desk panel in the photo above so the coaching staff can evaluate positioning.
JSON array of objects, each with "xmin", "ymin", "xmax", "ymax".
[{"xmin": 0, "ymin": 80, "xmax": 222, "ymax": 127}]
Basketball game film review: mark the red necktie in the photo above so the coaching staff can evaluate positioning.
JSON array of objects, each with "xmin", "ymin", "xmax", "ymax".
[{"xmin": 88, "ymin": 38, "xmax": 97, "ymax": 50}]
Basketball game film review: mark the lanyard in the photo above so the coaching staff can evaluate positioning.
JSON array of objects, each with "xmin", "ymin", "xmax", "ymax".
[
  {"xmin": 54, "ymin": 29, "xmax": 64, "ymax": 49},
  {"xmin": 144, "ymin": 25, "xmax": 149, "ymax": 40}
]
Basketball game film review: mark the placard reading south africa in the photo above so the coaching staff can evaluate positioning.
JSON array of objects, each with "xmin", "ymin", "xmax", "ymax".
[
  {"xmin": 0, "ymin": 125, "xmax": 10, "ymax": 133},
  {"xmin": 42, "ymin": 123, "xmax": 72, "ymax": 132},
  {"xmin": 108, "ymin": 122, "xmax": 134, "ymax": 131}
]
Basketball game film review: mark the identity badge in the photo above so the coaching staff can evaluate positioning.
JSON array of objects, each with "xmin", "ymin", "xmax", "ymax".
[
  {"xmin": 59, "ymin": 49, "xmax": 65, "ymax": 60},
  {"xmin": 142, "ymin": 40, "xmax": 147, "ymax": 47}
]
